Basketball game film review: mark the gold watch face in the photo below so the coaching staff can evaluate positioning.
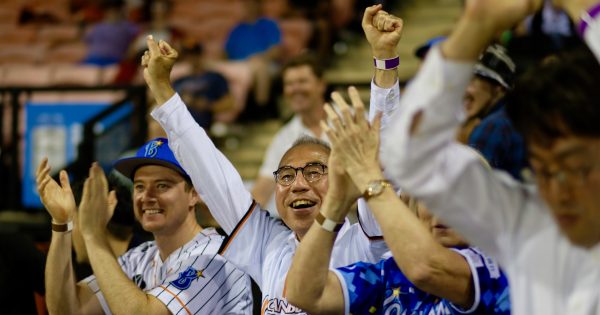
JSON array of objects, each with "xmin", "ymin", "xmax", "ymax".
[{"xmin": 367, "ymin": 182, "xmax": 384, "ymax": 196}]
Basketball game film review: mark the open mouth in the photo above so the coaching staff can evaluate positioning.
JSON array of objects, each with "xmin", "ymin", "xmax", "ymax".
[
  {"xmin": 143, "ymin": 209, "xmax": 164, "ymax": 215},
  {"xmin": 289, "ymin": 199, "xmax": 316, "ymax": 210},
  {"xmin": 434, "ymin": 224, "xmax": 448, "ymax": 229}
]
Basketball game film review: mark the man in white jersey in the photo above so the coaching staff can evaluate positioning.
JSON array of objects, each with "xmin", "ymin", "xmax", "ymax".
[
  {"xmin": 251, "ymin": 54, "xmax": 329, "ymax": 209},
  {"xmin": 139, "ymin": 4, "xmax": 402, "ymax": 314},
  {"xmin": 370, "ymin": 0, "xmax": 600, "ymax": 314},
  {"xmin": 37, "ymin": 138, "xmax": 252, "ymax": 314}
]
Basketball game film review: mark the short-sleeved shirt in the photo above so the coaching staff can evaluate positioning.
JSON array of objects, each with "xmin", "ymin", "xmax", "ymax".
[
  {"xmin": 225, "ymin": 18, "xmax": 281, "ymax": 60},
  {"xmin": 83, "ymin": 229, "xmax": 252, "ymax": 314},
  {"xmin": 334, "ymin": 247, "xmax": 510, "ymax": 315}
]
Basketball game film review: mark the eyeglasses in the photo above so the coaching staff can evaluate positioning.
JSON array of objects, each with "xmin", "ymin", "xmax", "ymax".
[
  {"xmin": 532, "ymin": 164, "xmax": 600, "ymax": 188},
  {"xmin": 273, "ymin": 162, "xmax": 328, "ymax": 186}
]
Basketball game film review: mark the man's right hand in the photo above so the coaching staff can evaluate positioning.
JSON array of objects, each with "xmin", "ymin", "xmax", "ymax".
[
  {"xmin": 362, "ymin": 5, "xmax": 404, "ymax": 59},
  {"xmin": 141, "ymin": 35, "xmax": 178, "ymax": 105},
  {"xmin": 36, "ymin": 158, "xmax": 76, "ymax": 224}
]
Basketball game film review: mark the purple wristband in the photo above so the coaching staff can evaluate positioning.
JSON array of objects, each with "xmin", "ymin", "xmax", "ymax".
[
  {"xmin": 578, "ymin": 2, "xmax": 600, "ymax": 36},
  {"xmin": 373, "ymin": 56, "xmax": 400, "ymax": 70}
]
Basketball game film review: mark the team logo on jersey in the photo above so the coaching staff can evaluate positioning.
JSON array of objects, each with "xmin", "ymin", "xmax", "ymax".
[
  {"xmin": 144, "ymin": 140, "xmax": 163, "ymax": 157},
  {"xmin": 170, "ymin": 266, "xmax": 204, "ymax": 290}
]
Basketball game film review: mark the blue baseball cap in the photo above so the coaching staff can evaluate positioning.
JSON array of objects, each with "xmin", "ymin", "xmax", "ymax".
[{"xmin": 113, "ymin": 138, "xmax": 190, "ymax": 180}]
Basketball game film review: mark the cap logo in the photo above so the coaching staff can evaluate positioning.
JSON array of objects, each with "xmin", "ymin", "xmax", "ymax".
[{"xmin": 144, "ymin": 140, "xmax": 163, "ymax": 158}]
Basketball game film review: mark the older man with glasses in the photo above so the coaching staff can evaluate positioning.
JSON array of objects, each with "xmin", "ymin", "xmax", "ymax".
[{"xmin": 138, "ymin": 5, "xmax": 403, "ymax": 314}]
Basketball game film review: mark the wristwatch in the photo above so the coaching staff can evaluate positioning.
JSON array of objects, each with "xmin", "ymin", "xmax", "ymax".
[{"xmin": 363, "ymin": 180, "xmax": 392, "ymax": 200}]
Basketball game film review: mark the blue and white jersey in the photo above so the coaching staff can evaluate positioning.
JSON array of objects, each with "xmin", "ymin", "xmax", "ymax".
[
  {"xmin": 333, "ymin": 247, "xmax": 510, "ymax": 315},
  {"xmin": 83, "ymin": 228, "xmax": 253, "ymax": 314}
]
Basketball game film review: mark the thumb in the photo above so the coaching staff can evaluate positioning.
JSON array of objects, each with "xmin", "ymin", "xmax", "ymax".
[{"xmin": 159, "ymin": 40, "xmax": 178, "ymax": 59}]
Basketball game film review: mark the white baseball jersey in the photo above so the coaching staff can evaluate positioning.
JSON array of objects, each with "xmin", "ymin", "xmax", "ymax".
[
  {"xmin": 83, "ymin": 228, "xmax": 253, "ymax": 314},
  {"xmin": 152, "ymin": 93, "xmax": 395, "ymax": 314}
]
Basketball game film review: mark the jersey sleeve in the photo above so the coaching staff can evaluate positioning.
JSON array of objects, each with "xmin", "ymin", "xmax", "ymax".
[
  {"xmin": 148, "ymin": 253, "xmax": 253, "ymax": 315},
  {"xmin": 333, "ymin": 260, "xmax": 386, "ymax": 315},
  {"xmin": 357, "ymin": 80, "xmax": 402, "ymax": 239},
  {"xmin": 218, "ymin": 202, "xmax": 290, "ymax": 288},
  {"xmin": 152, "ymin": 93, "xmax": 254, "ymax": 234},
  {"xmin": 449, "ymin": 248, "xmax": 511, "ymax": 315}
]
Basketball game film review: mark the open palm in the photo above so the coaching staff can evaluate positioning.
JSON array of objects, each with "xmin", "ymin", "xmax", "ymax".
[{"xmin": 36, "ymin": 158, "xmax": 76, "ymax": 223}]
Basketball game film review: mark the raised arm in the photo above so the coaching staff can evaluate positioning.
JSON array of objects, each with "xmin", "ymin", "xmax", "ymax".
[
  {"xmin": 358, "ymin": 5, "xmax": 404, "ymax": 238},
  {"xmin": 379, "ymin": 0, "xmax": 544, "ymax": 260},
  {"xmin": 78, "ymin": 163, "xmax": 170, "ymax": 315},
  {"xmin": 141, "ymin": 36, "xmax": 253, "ymax": 234},
  {"xmin": 285, "ymin": 99, "xmax": 365, "ymax": 313},
  {"xmin": 326, "ymin": 87, "xmax": 475, "ymax": 308},
  {"xmin": 36, "ymin": 158, "xmax": 100, "ymax": 314}
]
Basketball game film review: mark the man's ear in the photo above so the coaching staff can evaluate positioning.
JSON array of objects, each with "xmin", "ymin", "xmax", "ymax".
[{"xmin": 189, "ymin": 189, "xmax": 201, "ymax": 209}]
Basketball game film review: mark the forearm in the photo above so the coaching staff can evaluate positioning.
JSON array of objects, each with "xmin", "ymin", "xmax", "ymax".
[
  {"xmin": 368, "ymin": 190, "xmax": 446, "ymax": 273},
  {"xmin": 286, "ymin": 222, "xmax": 337, "ymax": 312},
  {"xmin": 152, "ymin": 94, "xmax": 253, "ymax": 234},
  {"xmin": 45, "ymin": 232, "xmax": 81, "ymax": 314},
  {"xmin": 286, "ymin": 197, "xmax": 350, "ymax": 313},
  {"xmin": 367, "ymin": 190, "xmax": 472, "ymax": 306},
  {"xmin": 84, "ymin": 235, "xmax": 158, "ymax": 314},
  {"xmin": 148, "ymin": 80, "xmax": 176, "ymax": 106}
]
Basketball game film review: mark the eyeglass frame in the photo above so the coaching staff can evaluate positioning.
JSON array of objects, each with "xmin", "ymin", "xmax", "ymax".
[
  {"xmin": 273, "ymin": 162, "xmax": 328, "ymax": 186},
  {"xmin": 531, "ymin": 163, "xmax": 600, "ymax": 187}
]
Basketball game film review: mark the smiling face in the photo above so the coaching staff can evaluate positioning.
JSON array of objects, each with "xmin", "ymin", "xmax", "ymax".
[
  {"xmin": 275, "ymin": 143, "xmax": 330, "ymax": 238},
  {"xmin": 132, "ymin": 165, "xmax": 199, "ymax": 236},
  {"xmin": 415, "ymin": 202, "xmax": 468, "ymax": 248},
  {"xmin": 283, "ymin": 65, "xmax": 326, "ymax": 116},
  {"xmin": 528, "ymin": 136, "xmax": 600, "ymax": 248}
]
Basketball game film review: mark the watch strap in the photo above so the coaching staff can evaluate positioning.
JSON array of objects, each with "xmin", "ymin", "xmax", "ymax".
[
  {"xmin": 315, "ymin": 212, "xmax": 344, "ymax": 233},
  {"xmin": 52, "ymin": 220, "xmax": 73, "ymax": 232}
]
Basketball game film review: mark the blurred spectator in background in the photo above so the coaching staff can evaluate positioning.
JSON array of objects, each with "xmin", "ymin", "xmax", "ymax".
[
  {"xmin": 506, "ymin": 0, "xmax": 579, "ymax": 73},
  {"xmin": 414, "ymin": 35, "xmax": 447, "ymax": 61},
  {"xmin": 82, "ymin": 0, "xmax": 139, "ymax": 67},
  {"xmin": 173, "ymin": 43, "xmax": 235, "ymax": 131},
  {"xmin": 113, "ymin": 0, "xmax": 183, "ymax": 84},
  {"xmin": 251, "ymin": 54, "xmax": 327, "ymax": 209},
  {"xmin": 458, "ymin": 44, "xmax": 529, "ymax": 180},
  {"xmin": 225, "ymin": 0, "xmax": 281, "ymax": 61},
  {"xmin": 225, "ymin": 0, "xmax": 282, "ymax": 111}
]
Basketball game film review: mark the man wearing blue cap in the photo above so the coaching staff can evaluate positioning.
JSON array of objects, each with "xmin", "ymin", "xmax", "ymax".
[{"xmin": 37, "ymin": 139, "xmax": 252, "ymax": 314}]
